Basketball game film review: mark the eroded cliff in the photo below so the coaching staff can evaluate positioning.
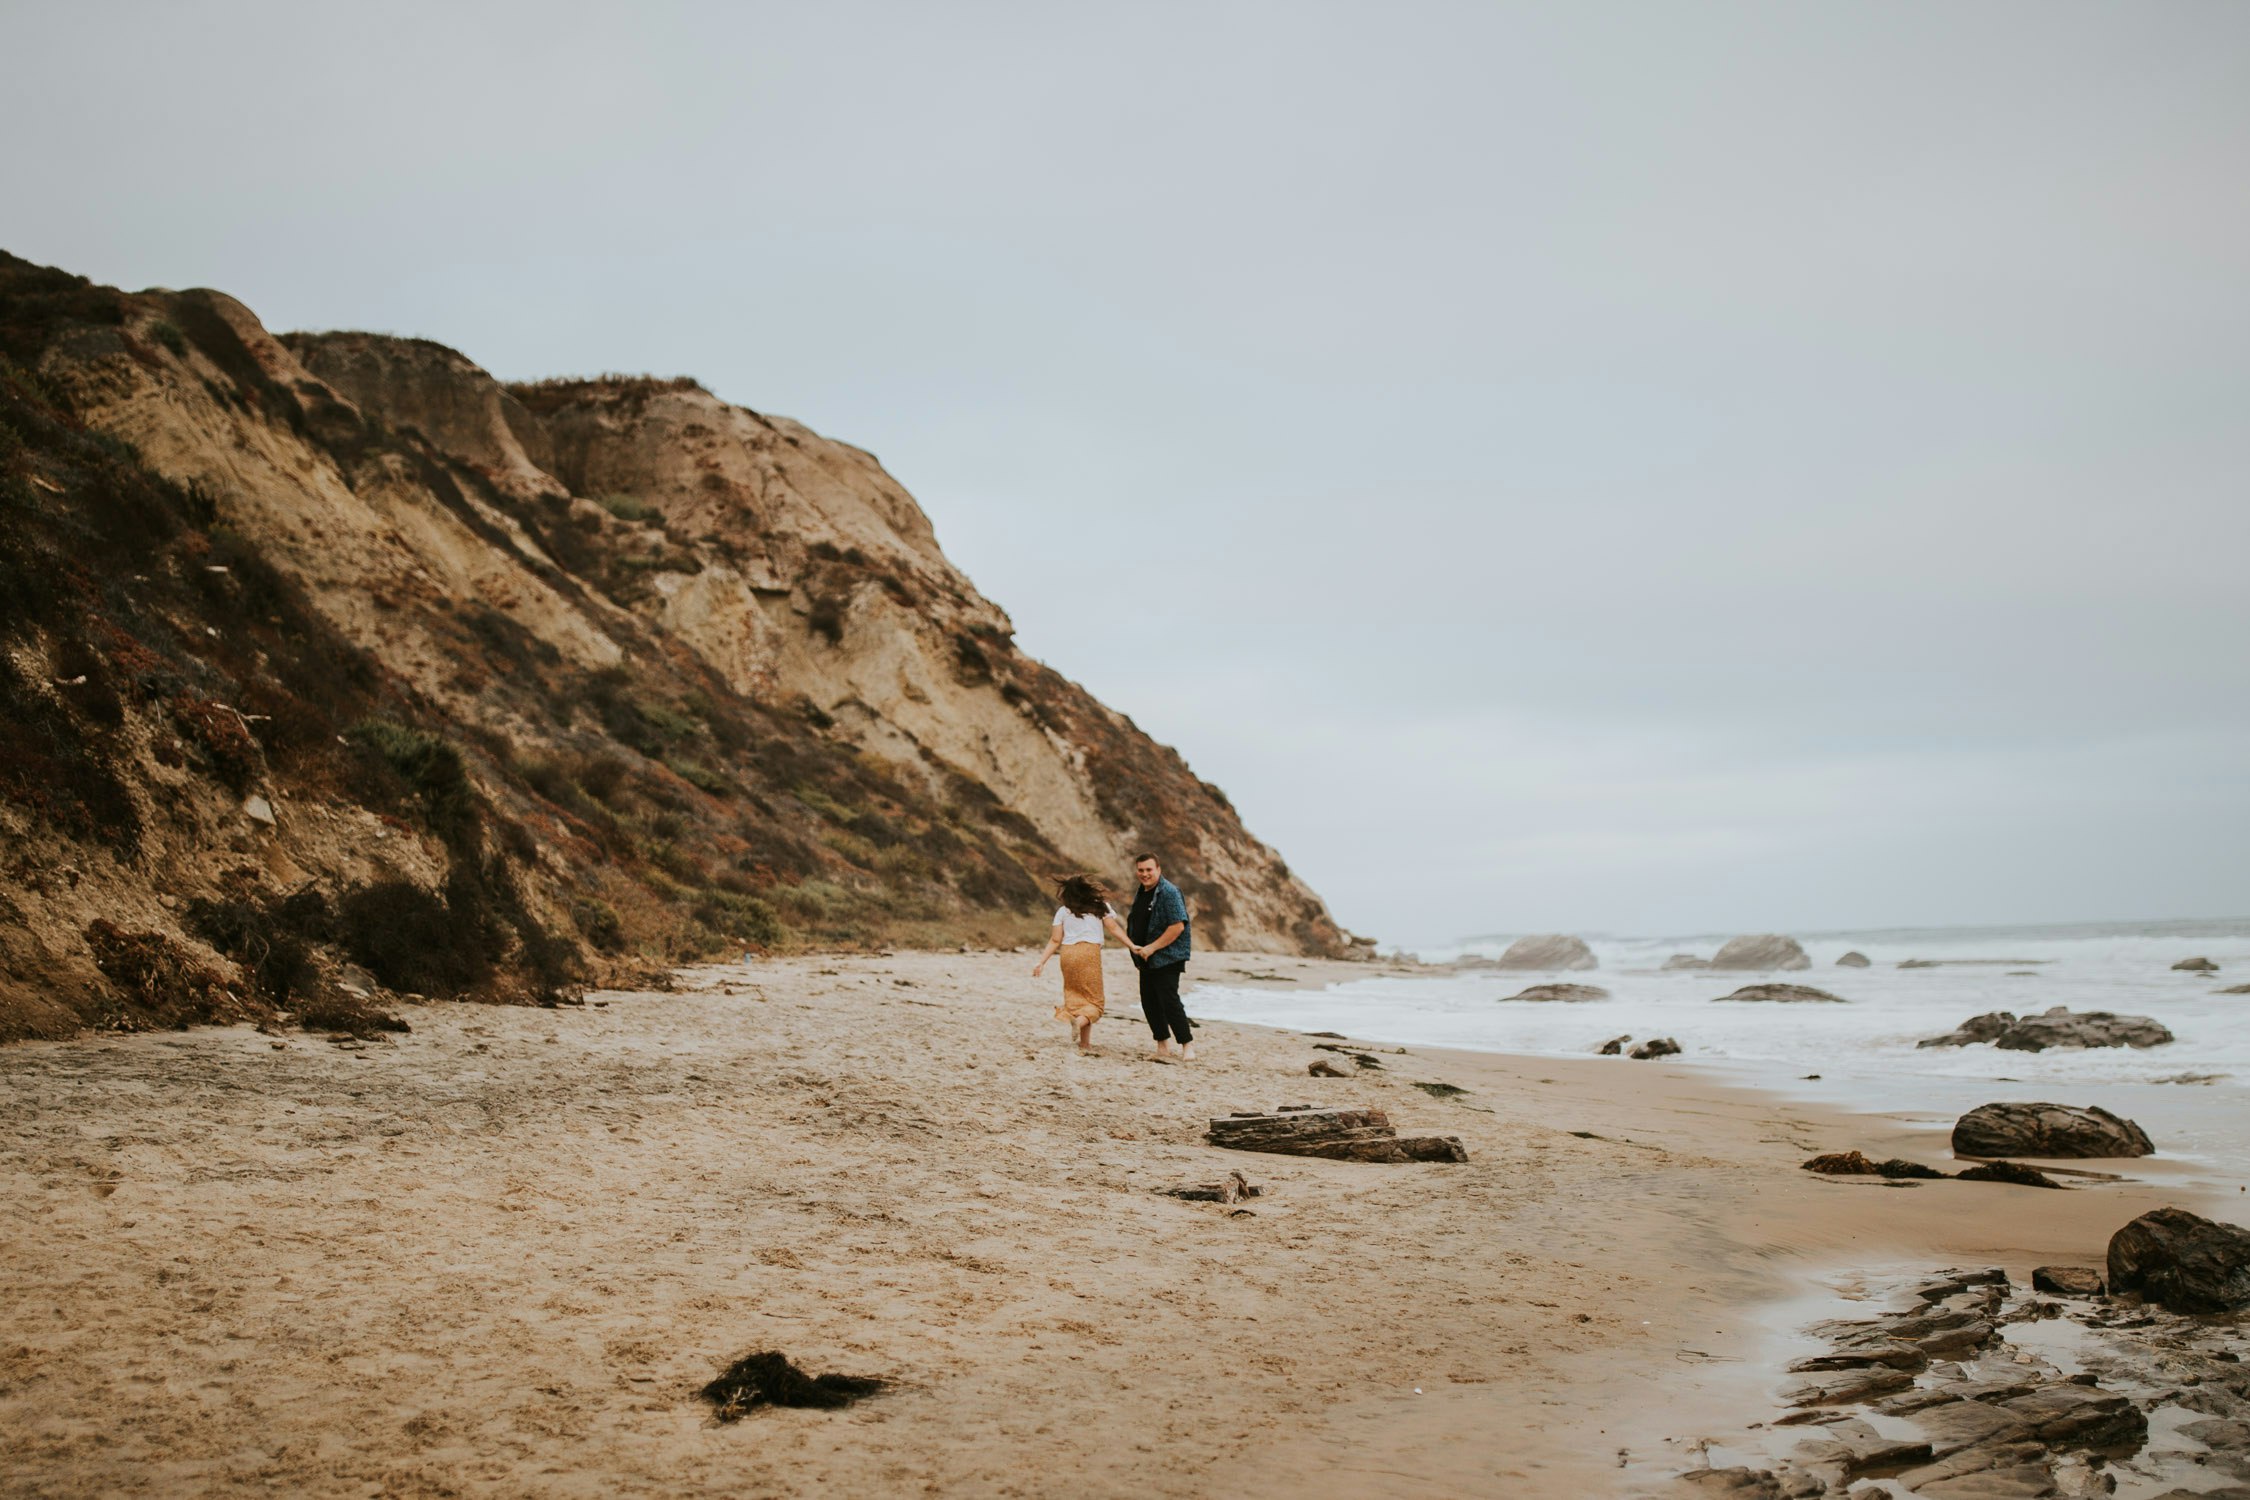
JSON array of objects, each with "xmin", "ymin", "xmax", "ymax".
[{"xmin": 0, "ymin": 252, "xmax": 1348, "ymax": 1038}]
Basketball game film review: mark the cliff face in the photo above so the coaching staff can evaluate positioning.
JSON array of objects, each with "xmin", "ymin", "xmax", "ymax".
[{"xmin": 0, "ymin": 253, "xmax": 1347, "ymax": 1039}]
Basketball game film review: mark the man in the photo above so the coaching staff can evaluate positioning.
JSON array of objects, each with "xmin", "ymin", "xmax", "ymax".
[{"xmin": 1125, "ymin": 853, "xmax": 1194, "ymax": 1060}]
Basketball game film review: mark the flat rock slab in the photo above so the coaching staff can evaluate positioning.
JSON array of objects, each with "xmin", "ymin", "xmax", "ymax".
[
  {"xmin": 1911, "ymin": 1398, "xmax": 2034, "ymax": 1457},
  {"xmin": 1780, "ymin": 1365, "xmax": 1916, "ymax": 1408},
  {"xmin": 1993, "ymin": 1384, "xmax": 2146, "ymax": 1449},
  {"xmin": 2030, "ymin": 1265, "xmax": 2104, "ymax": 1297},
  {"xmin": 1911, "ymin": 1461, "xmax": 2060, "ymax": 1498},
  {"xmin": 1208, "ymin": 1107, "xmax": 1468, "ymax": 1164},
  {"xmin": 1790, "ymin": 1415, "xmax": 1932, "ymax": 1475}
]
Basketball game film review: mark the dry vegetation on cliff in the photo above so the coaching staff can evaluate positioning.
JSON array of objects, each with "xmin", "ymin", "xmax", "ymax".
[{"xmin": 0, "ymin": 252, "xmax": 1348, "ymax": 1039}]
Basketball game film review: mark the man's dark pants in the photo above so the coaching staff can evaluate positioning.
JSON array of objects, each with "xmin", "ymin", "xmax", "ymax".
[{"xmin": 1138, "ymin": 960, "xmax": 1192, "ymax": 1044}]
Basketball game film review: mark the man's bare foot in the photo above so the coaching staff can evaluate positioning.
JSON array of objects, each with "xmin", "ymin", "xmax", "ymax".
[{"xmin": 1179, "ymin": 1044, "xmax": 1196, "ymax": 1060}]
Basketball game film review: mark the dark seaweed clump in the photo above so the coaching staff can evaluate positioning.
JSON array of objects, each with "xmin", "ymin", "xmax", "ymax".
[{"xmin": 697, "ymin": 1350, "xmax": 887, "ymax": 1421}]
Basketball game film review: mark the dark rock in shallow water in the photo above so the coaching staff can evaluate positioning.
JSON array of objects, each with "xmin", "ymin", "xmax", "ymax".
[
  {"xmin": 1596, "ymin": 1034, "xmax": 1630, "ymax": 1055},
  {"xmin": 1498, "ymin": 982, "xmax": 1608, "ymax": 1002},
  {"xmin": 1488, "ymin": 934, "xmax": 1596, "ymax": 971},
  {"xmin": 1835, "ymin": 950, "xmax": 1871, "ymax": 968},
  {"xmin": 1628, "ymin": 1036, "xmax": 1681, "ymax": 1059},
  {"xmin": 2173, "ymin": 956, "xmax": 2220, "ymax": 972},
  {"xmin": 1952, "ymin": 1101, "xmax": 2154, "ymax": 1159},
  {"xmin": 1714, "ymin": 983, "xmax": 1846, "ymax": 1004},
  {"xmin": 2031, "ymin": 1265, "xmax": 2104, "ymax": 1297},
  {"xmin": 2108, "ymin": 1207, "xmax": 2250, "ymax": 1313},
  {"xmin": 1995, "ymin": 1007, "xmax": 2173, "ymax": 1052},
  {"xmin": 2219, "ymin": 983, "xmax": 2250, "ymax": 995},
  {"xmin": 1921, "ymin": 1007, "xmax": 2172, "ymax": 1051},
  {"xmin": 1708, "ymin": 934, "xmax": 1810, "ymax": 971},
  {"xmin": 1919, "ymin": 1011, "xmax": 2017, "ymax": 1048},
  {"xmin": 1661, "ymin": 953, "xmax": 1711, "ymax": 971}
]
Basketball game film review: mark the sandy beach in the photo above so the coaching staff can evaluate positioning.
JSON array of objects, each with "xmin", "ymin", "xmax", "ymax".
[{"xmin": 0, "ymin": 951, "xmax": 2204, "ymax": 1499}]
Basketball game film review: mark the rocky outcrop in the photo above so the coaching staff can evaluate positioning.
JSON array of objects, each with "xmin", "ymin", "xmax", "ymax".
[
  {"xmin": 1670, "ymin": 1261, "xmax": 2250, "ymax": 1500},
  {"xmin": 1707, "ymin": 934, "xmax": 1810, "ymax": 971},
  {"xmin": 1660, "ymin": 953, "xmax": 1709, "ymax": 970},
  {"xmin": 2222, "ymin": 983, "xmax": 2250, "ymax": 996},
  {"xmin": 1489, "ymin": 934, "xmax": 1596, "ymax": 971},
  {"xmin": 2173, "ymin": 956, "xmax": 2219, "ymax": 972},
  {"xmin": 1713, "ymin": 983, "xmax": 1846, "ymax": 1003},
  {"xmin": 1834, "ymin": 950, "xmax": 1870, "ymax": 968},
  {"xmin": 1919, "ymin": 1008, "xmax": 2173, "ymax": 1052},
  {"xmin": 1997, "ymin": 1008, "xmax": 2173, "ymax": 1051},
  {"xmin": 1498, "ymin": 982, "xmax": 1607, "ymax": 1003},
  {"xmin": 2108, "ymin": 1208, "xmax": 2250, "ymax": 1313},
  {"xmin": 1629, "ymin": 1037, "xmax": 1681, "ymax": 1059},
  {"xmin": 1951, "ymin": 1102, "xmax": 2153, "ymax": 1159}
]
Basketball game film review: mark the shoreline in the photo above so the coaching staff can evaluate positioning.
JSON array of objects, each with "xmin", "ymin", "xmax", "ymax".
[{"xmin": 0, "ymin": 949, "xmax": 2211, "ymax": 1497}]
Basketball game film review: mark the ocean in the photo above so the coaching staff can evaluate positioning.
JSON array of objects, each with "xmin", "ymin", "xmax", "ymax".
[{"xmin": 1191, "ymin": 917, "xmax": 2250, "ymax": 1193}]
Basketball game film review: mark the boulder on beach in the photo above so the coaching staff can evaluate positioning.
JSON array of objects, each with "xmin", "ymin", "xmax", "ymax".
[
  {"xmin": 2107, "ymin": 1207, "xmax": 2250, "ymax": 1314},
  {"xmin": 1489, "ymin": 934, "xmax": 1597, "ymax": 971},
  {"xmin": 2172, "ymin": 956, "xmax": 2219, "ymax": 972},
  {"xmin": 1660, "ymin": 953, "xmax": 1709, "ymax": 971},
  {"xmin": 1918, "ymin": 1007, "xmax": 2172, "ymax": 1052},
  {"xmin": 1713, "ymin": 983, "xmax": 1846, "ymax": 1004},
  {"xmin": 1498, "ymin": 983, "xmax": 1609, "ymax": 1003},
  {"xmin": 1628, "ymin": 1036, "xmax": 1681, "ymax": 1060},
  {"xmin": 1707, "ymin": 934, "xmax": 1810, "ymax": 971},
  {"xmin": 1951, "ymin": 1102, "xmax": 2154, "ymax": 1159},
  {"xmin": 1834, "ymin": 951, "xmax": 1871, "ymax": 968}
]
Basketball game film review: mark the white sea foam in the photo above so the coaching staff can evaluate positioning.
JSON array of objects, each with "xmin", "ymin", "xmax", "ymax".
[{"xmin": 1191, "ymin": 918, "xmax": 2250, "ymax": 1188}]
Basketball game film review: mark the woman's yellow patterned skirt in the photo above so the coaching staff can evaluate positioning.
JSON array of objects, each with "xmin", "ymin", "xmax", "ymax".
[{"xmin": 1054, "ymin": 942, "xmax": 1105, "ymax": 1024}]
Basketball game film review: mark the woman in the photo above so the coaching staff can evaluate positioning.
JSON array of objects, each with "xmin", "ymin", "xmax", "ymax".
[{"xmin": 1031, "ymin": 875, "xmax": 1131, "ymax": 1052}]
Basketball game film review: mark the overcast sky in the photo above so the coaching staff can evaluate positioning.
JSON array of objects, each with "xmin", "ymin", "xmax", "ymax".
[{"xmin": 7, "ymin": 2, "xmax": 2247, "ymax": 945}]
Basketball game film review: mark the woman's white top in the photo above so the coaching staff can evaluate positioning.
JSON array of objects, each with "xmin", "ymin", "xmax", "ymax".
[{"xmin": 1053, "ymin": 906, "xmax": 1114, "ymax": 946}]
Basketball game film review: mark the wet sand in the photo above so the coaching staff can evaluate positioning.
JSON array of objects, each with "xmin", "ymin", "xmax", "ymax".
[{"xmin": 0, "ymin": 950, "xmax": 2199, "ymax": 1497}]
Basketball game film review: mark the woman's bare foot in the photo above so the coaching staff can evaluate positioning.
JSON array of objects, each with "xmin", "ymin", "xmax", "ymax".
[{"xmin": 1179, "ymin": 1044, "xmax": 1196, "ymax": 1061}]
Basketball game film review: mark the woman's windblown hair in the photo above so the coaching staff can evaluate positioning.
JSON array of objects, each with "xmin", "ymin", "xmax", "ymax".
[{"xmin": 1055, "ymin": 875, "xmax": 1109, "ymax": 920}]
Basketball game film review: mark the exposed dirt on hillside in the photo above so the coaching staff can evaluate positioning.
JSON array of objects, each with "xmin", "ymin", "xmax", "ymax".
[{"xmin": 0, "ymin": 251, "xmax": 1349, "ymax": 1039}]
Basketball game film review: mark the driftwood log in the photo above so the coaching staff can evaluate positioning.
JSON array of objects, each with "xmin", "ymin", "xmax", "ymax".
[{"xmin": 1208, "ymin": 1106, "xmax": 1468, "ymax": 1164}]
